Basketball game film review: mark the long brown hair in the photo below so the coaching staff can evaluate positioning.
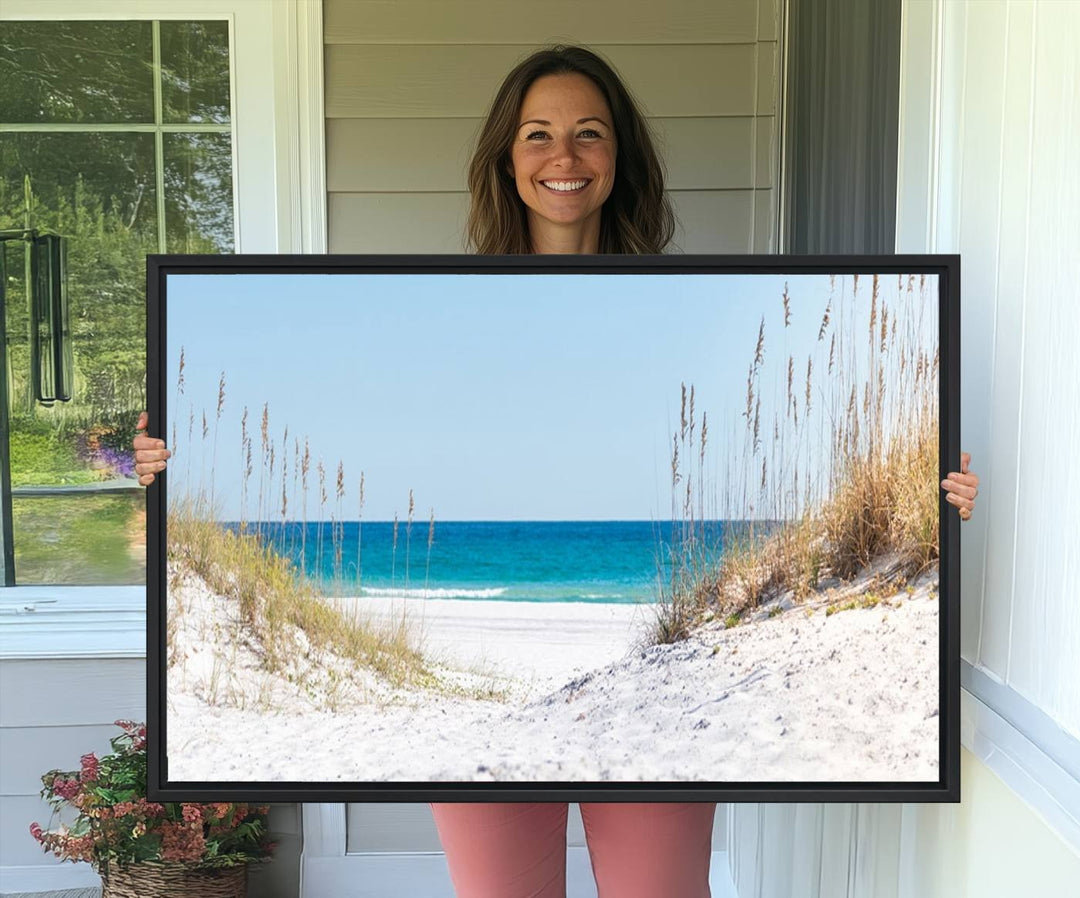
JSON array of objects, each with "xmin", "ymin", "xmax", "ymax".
[{"xmin": 465, "ymin": 45, "xmax": 677, "ymax": 254}]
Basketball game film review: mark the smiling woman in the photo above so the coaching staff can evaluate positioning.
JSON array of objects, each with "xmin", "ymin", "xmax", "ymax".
[
  {"xmin": 465, "ymin": 44, "xmax": 674, "ymax": 256},
  {"xmin": 507, "ymin": 73, "xmax": 618, "ymax": 253},
  {"xmin": 132, "ymin": 41, "xmax": 982, "ymax": 898}
]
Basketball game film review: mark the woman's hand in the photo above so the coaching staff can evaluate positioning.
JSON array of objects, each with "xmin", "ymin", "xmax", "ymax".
[
  {"xmin": 133, "ymin": 411, "xmax": 171, "ymax": 487},
  {"xmin": 941, "ymin": 452, "xmax": 979, "ymax": 521}
]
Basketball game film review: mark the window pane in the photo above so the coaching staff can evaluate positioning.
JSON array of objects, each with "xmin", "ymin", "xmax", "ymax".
[
  {"xmin": 1, "ymin": 18, "xmax": 234, "ymax": 586},
  {"xmin": 12, "ymin": 493, "xmax": 145, "ymax": 585},
  {"xmin": 2, "ymin": 131, "xmax": 154, "ymax": 585},
  {"xmin": 0, "ymin": 21, "xmax": 154, "ymax": 124},
  {"xmin": 1, "ymin": 131, "xmax": 157, "ymax": 420},
  {"xmin": 164, "ymin": 132, "xmax": 235, "ymax": 253},
  {"xmin": 160, "ymin": 20, "xmax": 231, "ymax": 124}
]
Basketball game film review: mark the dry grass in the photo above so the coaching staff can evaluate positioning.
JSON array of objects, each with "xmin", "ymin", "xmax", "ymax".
[
  {"xmin": 645, "ymin": 273, "xmax": 940, "ymax": 643},
  {"xmin": 169, "ymin": 495, "xmax": 440, "ymax": 692},
  {"xmin": 166, "ymin": 361, "xmax": 510, "ymax": 710}
]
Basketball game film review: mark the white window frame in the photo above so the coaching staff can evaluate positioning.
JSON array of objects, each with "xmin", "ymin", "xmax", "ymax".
[{"xmin": 0, "ymin": 0, "xmax": 327, "ymax": 659}]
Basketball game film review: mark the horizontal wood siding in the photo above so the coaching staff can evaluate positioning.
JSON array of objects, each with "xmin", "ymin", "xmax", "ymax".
[
  {"xmin": 325, "ymin": 0, "xmax": 781, "ymax": 255},
  {"xmin": 324, "ymin": 1, "xmax": 761, "ymax": 45}
]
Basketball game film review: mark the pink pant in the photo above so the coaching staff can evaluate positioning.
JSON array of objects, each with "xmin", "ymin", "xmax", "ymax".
[{"xmin": 430, "ymin": 802, "xmax": 716, "ymax": 898}]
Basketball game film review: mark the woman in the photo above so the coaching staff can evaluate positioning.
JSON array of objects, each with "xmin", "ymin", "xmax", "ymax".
[{"xmin": 134, "ymin": 45, "xmax": 979, "ymax": 898}]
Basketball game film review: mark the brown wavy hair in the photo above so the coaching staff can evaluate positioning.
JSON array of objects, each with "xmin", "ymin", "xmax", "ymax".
[{"xmin": 465, "ymin": 45, "xmax": 677, "ymax": 254}]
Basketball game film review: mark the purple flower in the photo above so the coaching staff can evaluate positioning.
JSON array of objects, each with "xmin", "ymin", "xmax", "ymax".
[{"xmin": 95, "ymin": 446, "xmax": 137, "ymax": 479}]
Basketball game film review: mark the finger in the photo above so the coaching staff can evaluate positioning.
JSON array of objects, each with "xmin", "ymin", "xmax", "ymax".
[
  {"xmin": 961, "ymin": 452, "xmax": 971, "ymax": 475},
  {"xmin": 945, "ymin": 493, "xmax": 974, "ymax": 511},
  {"xmin": 944, "ymin": 471, "xmax": 979, "ymax": 488},
  {"xmin": 138, "ymin": 473, "xmax": 155, "ymax": 486},
  {"xmin": 136, "ymin": 411, "xmax": 148, "ymax": 432},
  {"xmin": 135, "ymin": 449, "xmax": 170, "ymax": 463},
  {"xmin": 941, "ymin": 480, "xmax": 978, "ymax": 499},
  {"xmin": 959, "ymin": 507, "xmax": 972, "ymax": 521},
  {"xmin": 135, "ymin": 461, "xmax": 168, "ymax": 475},
  {"xmin": 133, "ymin": 437, "xmax": 168, "ymax": 451}
]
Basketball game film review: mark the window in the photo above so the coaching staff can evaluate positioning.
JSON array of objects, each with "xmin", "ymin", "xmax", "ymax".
[{"xmin": 0, "ymin": 18, "xmax": 235, "ymax": 584}]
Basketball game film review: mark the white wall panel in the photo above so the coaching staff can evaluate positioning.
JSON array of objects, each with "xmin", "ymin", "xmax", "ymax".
[{"xmin": 728, "ymin": 1, "xmax": 1080, "ymax": 896}]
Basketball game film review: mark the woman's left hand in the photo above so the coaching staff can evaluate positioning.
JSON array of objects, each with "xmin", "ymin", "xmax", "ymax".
[{"xmin": 941, "ymin": 452, "xmax": 979, "ymax": 521}]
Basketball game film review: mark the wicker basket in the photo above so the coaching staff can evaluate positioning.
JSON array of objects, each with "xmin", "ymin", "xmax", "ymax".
[{"xmin": 100, "ymin": 861, "xmax": 247, "ymax": 897}]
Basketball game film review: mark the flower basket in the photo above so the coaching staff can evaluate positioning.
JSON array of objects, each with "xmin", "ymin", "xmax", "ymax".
[
  {"xmin": 101, "ymin": 860, "xmax": 247, "ymax": 898},
  {"xmin": 30, "ymin": 721, "xmax": 276, "ymax": 889}
]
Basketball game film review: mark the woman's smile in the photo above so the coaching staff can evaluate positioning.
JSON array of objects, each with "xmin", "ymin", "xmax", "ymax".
[{"xmin": 540, "ymin": 178, "xmax": 592, "ymax": 194}]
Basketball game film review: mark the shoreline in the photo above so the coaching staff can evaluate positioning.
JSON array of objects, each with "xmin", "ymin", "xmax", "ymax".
[{"xmin": 327, "ymin": 594, "xmax": 657, "ymax": 692}]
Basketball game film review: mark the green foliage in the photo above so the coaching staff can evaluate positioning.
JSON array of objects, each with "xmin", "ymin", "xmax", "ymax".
[
  {"xmin": 30, "ymin": 721, "xmax": 276, "ymax": 875},
  {"xmin": 8, "ymin": 428, "xmax": 92, "ymax": 485}
]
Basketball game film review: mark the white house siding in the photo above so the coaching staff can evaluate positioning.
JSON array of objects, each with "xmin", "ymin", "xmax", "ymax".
[
  {"xmin": 321, "ymin": 0, "xmax": 782, "ymax": 866},
  {"xmin": 324, "ymin": 0, "xmax": 782, "ymax": 255},
  {"xmin": 727, "ymin": 1, "xmax": 1080, "ymax": 895}
]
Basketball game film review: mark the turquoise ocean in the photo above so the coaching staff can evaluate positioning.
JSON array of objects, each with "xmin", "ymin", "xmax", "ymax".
[{"xmin": 222, "ymin": 520, "xmax": 757, "ymax": 605}]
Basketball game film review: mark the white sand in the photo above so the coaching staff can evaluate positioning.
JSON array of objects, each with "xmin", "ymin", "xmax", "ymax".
[{"xmin": 166, "ymin": 562, "xmax": 940, "ymax": 783}]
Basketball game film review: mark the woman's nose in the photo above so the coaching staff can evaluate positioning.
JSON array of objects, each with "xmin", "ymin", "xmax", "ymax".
[{"xmin": 547, "ymin": 134, "xmax": 581, "ymax": 164}]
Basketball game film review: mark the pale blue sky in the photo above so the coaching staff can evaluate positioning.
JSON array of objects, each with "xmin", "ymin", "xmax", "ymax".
[{"xmin": 165, "ymin": 272, "xmax": 936, "ymax": 521}]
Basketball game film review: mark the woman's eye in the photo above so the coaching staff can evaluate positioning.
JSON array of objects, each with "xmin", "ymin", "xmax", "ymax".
[{"xmin": 524, "ymin": 129, "xmax": 602, "ymax": 140}]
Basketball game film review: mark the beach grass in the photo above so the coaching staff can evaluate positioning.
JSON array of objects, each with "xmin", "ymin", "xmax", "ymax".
[
  {"xmin": 166, "ymin": 368, "xmax": 512, "ymax": 711},
  {"xmin": 645, "ymin": 274, "xmax": 940, "ymax": 644}
]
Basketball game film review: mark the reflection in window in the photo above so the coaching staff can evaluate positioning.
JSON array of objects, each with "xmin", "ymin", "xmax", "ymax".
[{"xmin": 0, "ymin": 19, "xmax": 234, "ymax": 584}]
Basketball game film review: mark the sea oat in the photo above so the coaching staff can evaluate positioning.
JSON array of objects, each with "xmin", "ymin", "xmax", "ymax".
[
  {"xmin": 391, "ymin": 512, "xmax": 399, "ymax": 588},
  {"xmin": 425, "ymin": 507, "xmax": 436, "ymax": 595},
  {"xmin": 680, "ymin": 382, "xmax": 687, "ymax": 443},
  {"xmin": 787, "ymin": 356, "xmax": 794, "ymax": 411},
  {"xmin": 752, "ymin": 396, "xmax": 761, "ymax": 456},
  {"xmin": 406, "ymin": 489, "xmax": 415, "ymax": 590},
  {"xmin": 745, "ymin": 364, "xmax": 754, "ymax": 422}
]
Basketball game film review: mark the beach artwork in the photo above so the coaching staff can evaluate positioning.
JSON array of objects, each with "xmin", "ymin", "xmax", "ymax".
[{"xmin": 161, "ymin": 268, "xmax": 943, "ymax": 786}]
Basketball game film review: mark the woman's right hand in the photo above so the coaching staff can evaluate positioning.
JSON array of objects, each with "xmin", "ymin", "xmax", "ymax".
[{"xmin": 133, "ymin": 411, "xmax": 171, "ymax": 487}]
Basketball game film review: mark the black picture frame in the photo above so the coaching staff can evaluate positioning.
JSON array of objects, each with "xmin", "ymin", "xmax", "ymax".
[{"xmin": 147, "ymin": 253, "xmax": 960, "ymax": 804}]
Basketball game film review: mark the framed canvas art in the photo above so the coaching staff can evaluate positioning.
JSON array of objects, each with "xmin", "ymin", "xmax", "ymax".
[{"xmin": 146, "ymin": 253, "xmax": 960, "ymax": 803}]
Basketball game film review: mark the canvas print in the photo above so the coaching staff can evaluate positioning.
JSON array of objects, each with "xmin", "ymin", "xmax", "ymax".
[{"xmin": 159, "ymin": 264, "xmax": 946, "ymax": 791}]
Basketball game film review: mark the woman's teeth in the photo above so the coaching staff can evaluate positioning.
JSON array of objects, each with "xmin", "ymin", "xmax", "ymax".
[{"xmin": 542, "ymin": 180, "xmax": 589, "ymax": 192}]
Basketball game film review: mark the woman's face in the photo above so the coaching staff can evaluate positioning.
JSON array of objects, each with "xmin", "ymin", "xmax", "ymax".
[{"xmin": 508, "ymin": 73, "xmax": 617, "ymax": 239}]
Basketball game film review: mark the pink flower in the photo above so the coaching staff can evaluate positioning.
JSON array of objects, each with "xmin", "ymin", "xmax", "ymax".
[
  {"xmin": 29, "ymin": 822, "xmax": 43, "ymax": 842},
  {"xmin": 160, "ymin": 821, "xmax": 205, "ymax": 863},
  {"xmin": 52, "ymin": 777, "xmax": 80, "ymax": 801},
  {"xmin": 181, "ymin": 804, "xmax": 203, "ymax": 824},
  {"xmin": 209, "ymin": 802, "xmax": 232, "ymax": 819},
  {"xmin": 138, "ymin": 799, "xmax": 166, "ymax": 818},
  {"xmin": 80, "ymin": 753, "xmax": 99, "ymax": 782}
]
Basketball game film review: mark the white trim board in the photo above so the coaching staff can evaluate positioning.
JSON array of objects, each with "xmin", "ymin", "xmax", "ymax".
[{"xmin": 960, "ymin": 681, "xmax": 1080, "ymax": 855}]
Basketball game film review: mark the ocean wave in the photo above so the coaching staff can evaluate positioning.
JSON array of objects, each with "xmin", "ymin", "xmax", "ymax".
[
  {"xmin": 582, "ymin": 593, "xmax": 625, "ymax": 600},
  {"xmin": 358, "ymin": 586, "xmax": 509, "ymax": 600}
]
